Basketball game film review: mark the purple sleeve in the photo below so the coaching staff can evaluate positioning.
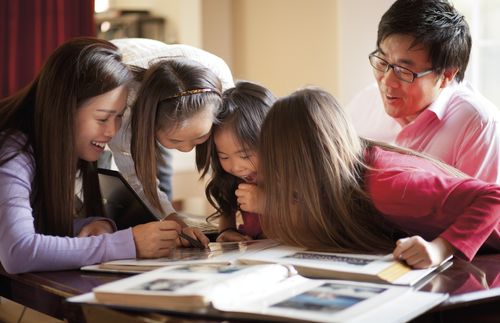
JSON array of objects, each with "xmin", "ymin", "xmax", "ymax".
[
  {"xmin": 0, "ymin": 143, "xmax": 136, "ymax": 274},
  {"xmin": 73, "ymin": 217, "xmax": 118, "ymax": 236}
]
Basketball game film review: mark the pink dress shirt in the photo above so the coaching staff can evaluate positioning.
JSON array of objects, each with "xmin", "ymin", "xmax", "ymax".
[
  {"xmin": 365, "ymin": 146, "xmax": 500, "ymax": 261},
  {"xmin": 348, "ymin": 82, "xmax": 500, "ymax": 183}
]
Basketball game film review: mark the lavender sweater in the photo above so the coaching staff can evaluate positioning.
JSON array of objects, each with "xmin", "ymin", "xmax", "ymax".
[{"xmin": 0, "ymin": 135, "xmax": 135, "ymax": 274}]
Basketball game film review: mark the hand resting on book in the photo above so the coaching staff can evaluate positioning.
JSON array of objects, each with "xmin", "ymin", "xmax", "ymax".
[{"xmin": 393, "ymin": 236, "xmax": 455, "ymax": 269}]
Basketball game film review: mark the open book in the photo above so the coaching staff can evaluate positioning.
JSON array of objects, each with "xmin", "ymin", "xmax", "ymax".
[
  {"xmin": 82, "ymin": 239, "xmax": 279, "ymax": 273},
  {"xmin": 238, "ymin": 245, "xmax": 452, "ymax": 286},
  {"xmin": 74, "ymin": 263, "xmax": 447, "ymax": 323}
]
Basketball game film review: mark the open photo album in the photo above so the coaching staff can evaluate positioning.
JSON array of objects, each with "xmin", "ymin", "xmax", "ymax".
[
  {"xmin": 82, "ymin": 240, "xmax": 451, "ymax": 287},
  {"xmin": 70, "ymin": 263, "xmax": 447, "ymax": 323},
  {"xmin": 81, "ymin": 239, "xmax": 280, "ymax": 273},
  {"xmin": 238, "ymin": 245, "xmax": 453, "ymax": 286}
]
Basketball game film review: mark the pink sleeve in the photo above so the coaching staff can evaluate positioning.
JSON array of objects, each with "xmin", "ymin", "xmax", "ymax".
[
  {"xmin": 454, "ymin": 117, "xmax": 500, "ymax": 183},
  {"xmin": 438, "ymin": 180, "xmax": 500, "ymax": 260},
  {"xmin": 368, "ymin": 168, "xmax": 500, "ymax": 260}
]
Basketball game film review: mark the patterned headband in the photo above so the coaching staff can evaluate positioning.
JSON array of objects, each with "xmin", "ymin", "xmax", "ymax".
[{"xmin": 163, "ymin": 88, "xmax": 220, "ymax": 100}]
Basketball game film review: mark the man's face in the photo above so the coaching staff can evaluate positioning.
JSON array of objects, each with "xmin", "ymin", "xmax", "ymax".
[{"xmin": 374, "ymin": 34, "xmax": 445, "ymax": 124}]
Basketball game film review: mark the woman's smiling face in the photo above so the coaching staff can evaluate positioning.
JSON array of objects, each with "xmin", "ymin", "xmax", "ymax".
[{"xmin": 74, "ymin": 85, "xmax": 128, "ymax": 161}]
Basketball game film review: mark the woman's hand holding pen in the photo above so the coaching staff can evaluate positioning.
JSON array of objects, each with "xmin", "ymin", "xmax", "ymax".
[
  {"xmin": 235, "ymin": 183, "xmax": 265, "ymax": 214},
  {"xmin": 392, "ymin": 236, "xmax": 454, "ymax": 269},
  {"xmin": 163, "ymin": 213, "xmax": 209, "ymax": 249},
  {"xmin": 177, "ymin": 227, "xmax": 210, "ymax": 248},
  {"xmin": 132, "ymin": 220, "xmax": 182, "ymax": 258}
]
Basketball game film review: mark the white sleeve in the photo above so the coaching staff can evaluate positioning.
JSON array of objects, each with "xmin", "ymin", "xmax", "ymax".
[
  {"xmin": 108, "ymin": 112, "xmax": 176, "ymax": 219},
  {"xmin": 111, "ymin": 38, "xmax": 234, "ymax": 90}
]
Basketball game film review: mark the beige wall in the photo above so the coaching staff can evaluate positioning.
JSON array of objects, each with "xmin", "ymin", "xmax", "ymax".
[
  {"xmin": 230, "ymin": 0, "xmax": 339, "ymax": 97},
  {"xmin": 109, "ymin": 0, "xmax": 394, "ymax": 102},
  {"xmin": 202, "ymin": 0, "xmax": 233, "ymax": 68}
]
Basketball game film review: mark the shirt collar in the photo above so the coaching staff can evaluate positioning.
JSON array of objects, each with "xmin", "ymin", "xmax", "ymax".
[{"xmin": 425, "ymin": 81, "xmax": 459, "ymax": 120}]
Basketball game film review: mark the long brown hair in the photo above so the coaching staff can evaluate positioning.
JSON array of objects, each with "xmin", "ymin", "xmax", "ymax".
[
  {"xmin": 0, "ymin": 37, "xmax": 133, "ymax": 236},
  {"xmin": 197, "ymin": 81, "xmax": 276, "ymax": 221},
  {"xmin": 130, "ymin": 58, "xmax": 222, "ymax": 214},
  {"xmin": 259, "ymin": 87, "xmax": 462, "ymax": 254}
]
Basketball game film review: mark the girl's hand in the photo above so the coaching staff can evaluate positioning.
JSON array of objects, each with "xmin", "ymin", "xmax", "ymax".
[
  {"xmin": 177, "ymin": 226, "xmax": 210, "ymax": 248},
  {"xmin": 132, "ymin": 220, "xmax": 181, "ymax": 258},
  {"xmin": 235, "ymin": 183, "xmax": 265, "ymax": 214},
  {"xmin": 216, "ymin": 229, "xmax": 251, "ymax": 242},
  {"xmin": 392, "ymin": 236, "xmax": 454, "ymax": 269},
  {"xmin": 77, "ymin": 220, "xmax": 114, "ymax": 237}
]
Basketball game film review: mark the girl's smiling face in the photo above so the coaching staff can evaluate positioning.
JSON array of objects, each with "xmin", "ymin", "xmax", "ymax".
[{"xmin": 214, "ymin": 126, "xmax": 258, "ymax": 183}]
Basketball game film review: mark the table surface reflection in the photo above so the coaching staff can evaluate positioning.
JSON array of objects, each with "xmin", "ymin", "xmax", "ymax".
[{"xmin": 1, "ymin": 253, "xmax": 499, "ymax": 322}]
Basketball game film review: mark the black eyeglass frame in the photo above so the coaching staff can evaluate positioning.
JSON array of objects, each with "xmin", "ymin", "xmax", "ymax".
[{"xmin": 368, "ymin": 51, "xmax": 433, "ymax": 83}]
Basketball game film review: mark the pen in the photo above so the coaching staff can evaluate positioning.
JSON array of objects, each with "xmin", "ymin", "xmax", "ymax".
[
  {"xmin": 159, "ymin": 213, "xmax": 204, "ymax": 248},
  {"xmin": 178, "ymin": 232, "xmax": 204, "ymax": 249}
]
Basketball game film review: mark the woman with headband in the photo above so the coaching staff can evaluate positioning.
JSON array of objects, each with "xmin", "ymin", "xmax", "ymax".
[{"xmin": 108, "ymin": 39, "xmax": 233, "ymax": 246}]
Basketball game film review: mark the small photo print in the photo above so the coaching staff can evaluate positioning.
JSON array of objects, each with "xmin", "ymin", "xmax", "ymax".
[
  {"xmin": 272, "ymin": 283, "xmax": 386, "ymax": 313},
  {"xmin": 131, "ymin": 278, "xmax": 195, "ymax": 292},
  {"xmin": 152, "ymin": 241, "xmax": 263, "ymax": 263},
  {"xmin": 171, "ymin": 264, "xmax": 242, "ymax": 274},
  {"xmin": 284, "ymin": 252, "xmax": 374, "ymax": 266},
  {"xmin": 154, "ymin": 248, "xmax": 212, "ymax": 262},
  {"xmin": 209, "ymin": 240, "xmax": 261, "ymax": 253}
]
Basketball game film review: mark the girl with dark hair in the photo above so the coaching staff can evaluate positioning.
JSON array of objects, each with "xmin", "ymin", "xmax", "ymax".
[
  {"xmin": 260, "ymin": 87, "xmax": 499, "ymax": 269},
  {"xmin": 197, "ymin": 81, "xmax": 276, "ymax": 242},
  {"xmin": 0, "ymin": 38, "xmax": 184, "ymax": 274}
]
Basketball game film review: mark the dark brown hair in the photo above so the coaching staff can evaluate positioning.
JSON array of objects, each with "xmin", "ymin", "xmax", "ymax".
[{"xmin": 0, "ymin": 37, "xmax": 133, "ymax": 236}]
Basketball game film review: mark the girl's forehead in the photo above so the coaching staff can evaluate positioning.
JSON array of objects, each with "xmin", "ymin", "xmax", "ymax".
[
  {"xmin": 163, "ymin": 112, "xmax": 213, "ymax": 139},
  {"xmin": 213, "ymin": 125, "xmax": 234, "ymax": 140}
]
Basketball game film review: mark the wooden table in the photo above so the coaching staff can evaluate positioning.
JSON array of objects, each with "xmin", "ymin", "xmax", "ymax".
[{"xmin": 1, "ymin": 253, "xmax": 499, "ymax": 323}]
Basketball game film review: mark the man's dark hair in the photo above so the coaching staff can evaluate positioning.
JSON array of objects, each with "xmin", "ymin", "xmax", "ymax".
[{"xmin": 377, "ymin": 0, "xmax": 471, "ymax": 82}]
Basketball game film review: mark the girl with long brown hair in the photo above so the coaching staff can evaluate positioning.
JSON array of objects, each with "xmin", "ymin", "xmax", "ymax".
[
  {"xmin": 0, "ymin": 38, "xmax": 185, "ymax": 274},
  {"xmin": 259, "ymin": 87, "xmax": 499, "ymax": 269}
]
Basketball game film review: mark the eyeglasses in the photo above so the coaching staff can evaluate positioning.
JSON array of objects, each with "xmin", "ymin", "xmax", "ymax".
[{"xmin": 368, "ymin": 52, "xmax": 433, "ymax": 83}]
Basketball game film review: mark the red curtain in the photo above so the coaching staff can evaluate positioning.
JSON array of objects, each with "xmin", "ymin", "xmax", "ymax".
[{"xmin": 0, "ymin": 0, "xmax": 96, "ymax": 98}]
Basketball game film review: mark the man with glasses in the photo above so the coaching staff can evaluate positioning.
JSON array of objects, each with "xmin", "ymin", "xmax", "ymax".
[{"xmin": 348, "ymin": 0, "xmax": 500, "ymax": 183}]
